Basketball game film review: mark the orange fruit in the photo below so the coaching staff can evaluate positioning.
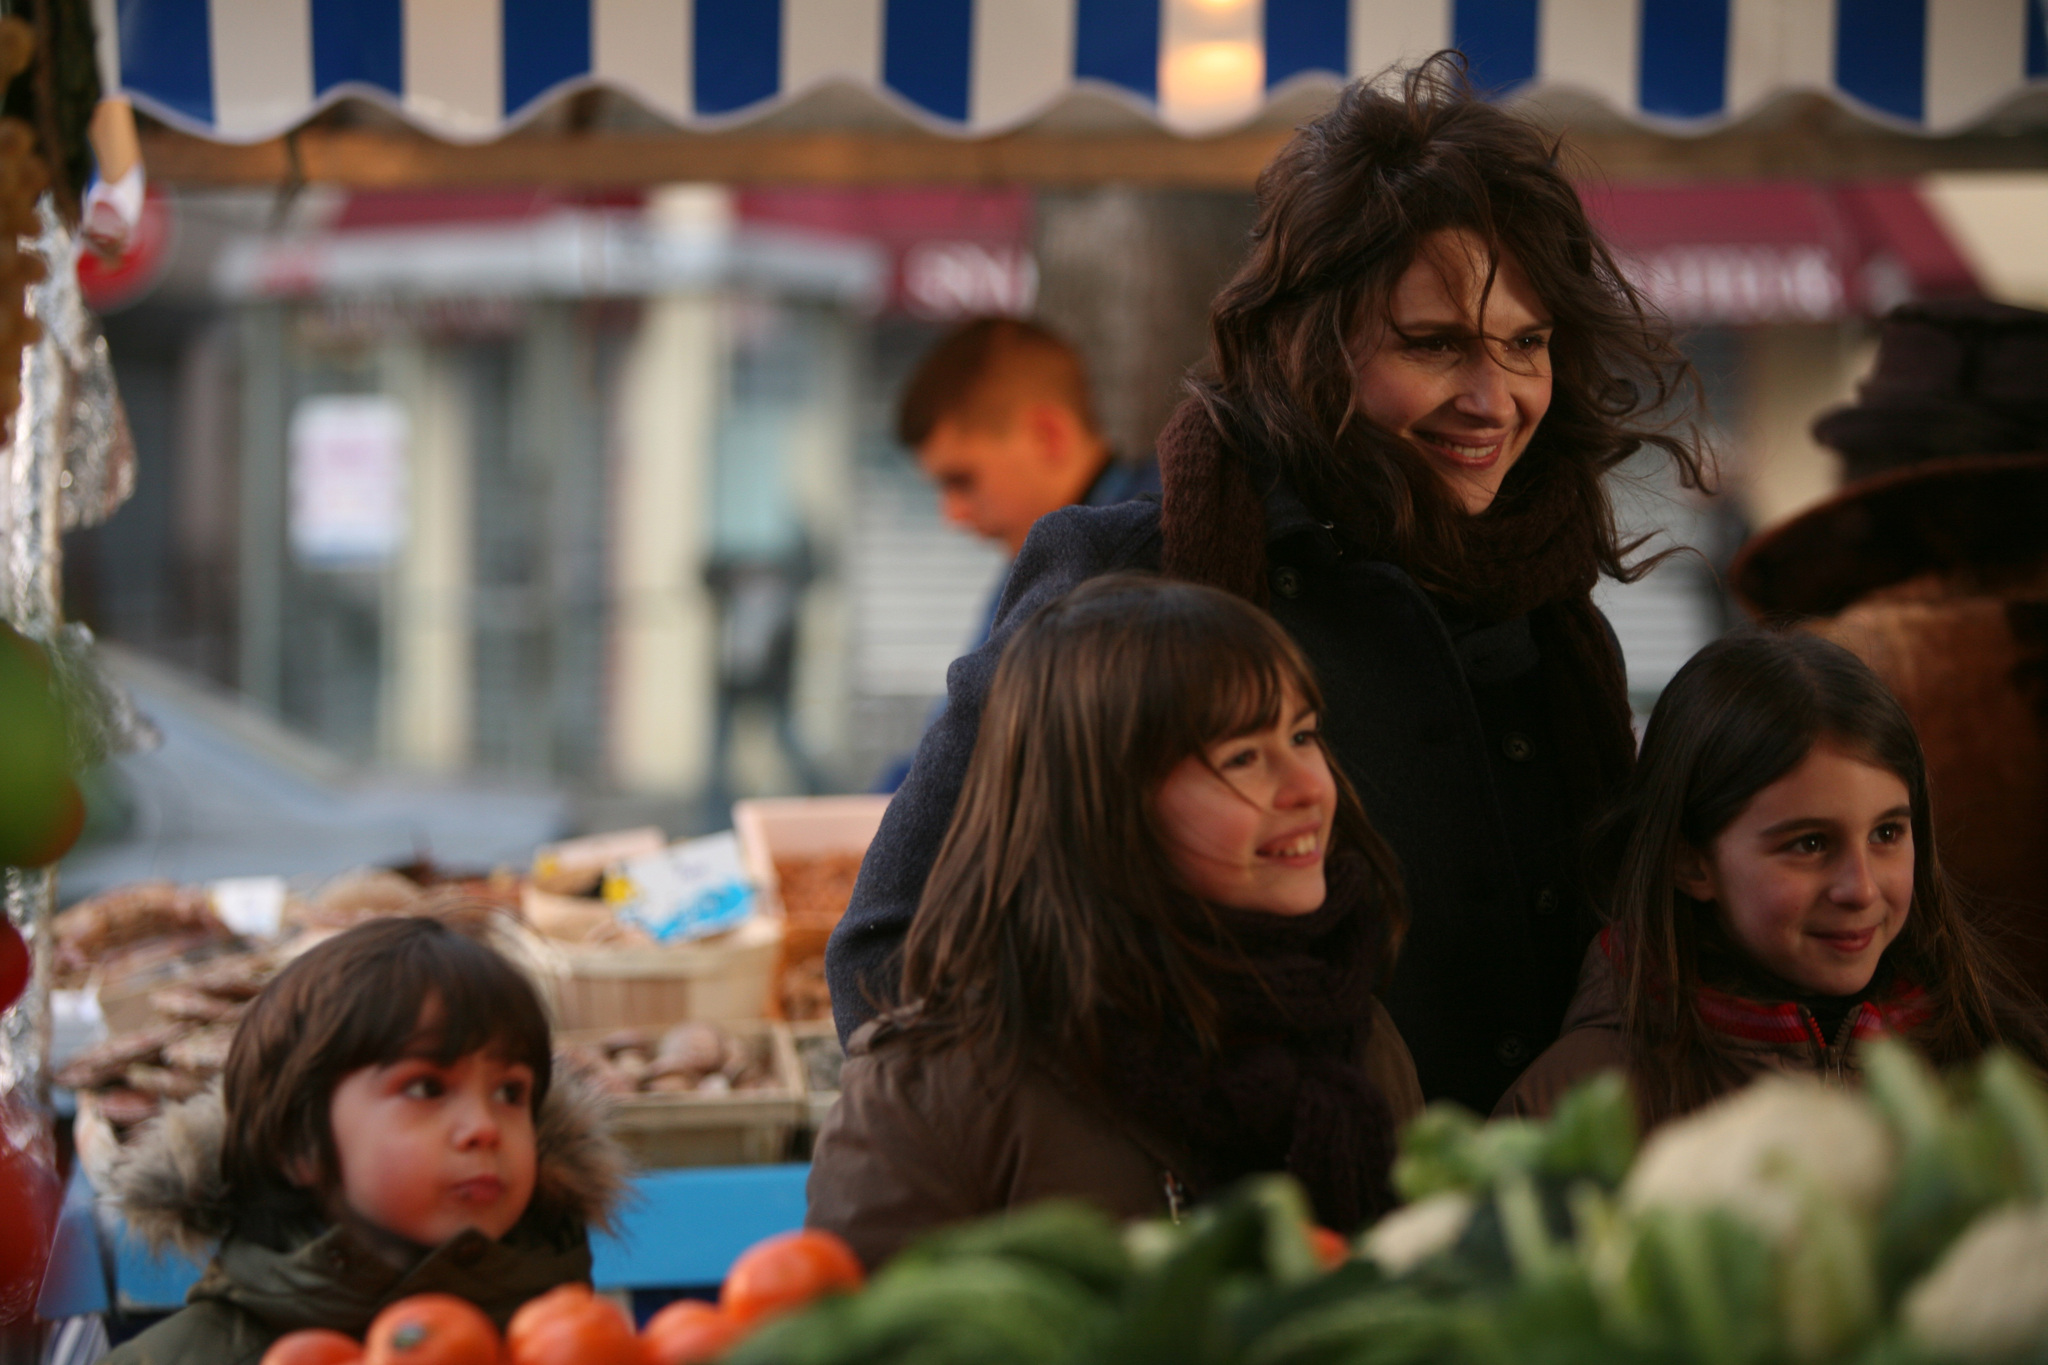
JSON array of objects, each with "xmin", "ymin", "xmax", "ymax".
[
  {"xmin": 262, "ymin": 1329, "xmax": 365, "ymax": 1365},
  {"xmin": 719, "ymin": 1230, "xmax": 865, "ymax": 1327},
  {"xmin": 505, "ymin": 1286, "xmax": 642, "ymax": 1365},
  {"xmin": 641, "ymin": 1300, "xmax": 744, "ymax": 1365},
  {"xmin": 507, "ymin": 1284, "xmax": 594, "ymax": 1358},
  {"xmin": 363, "ymin": 1294, "xmax": 501, "ymax": 1365},
  {"xmin": 1309, "ymin": 1226, "xmax": 1350, "ymax": 1271}
]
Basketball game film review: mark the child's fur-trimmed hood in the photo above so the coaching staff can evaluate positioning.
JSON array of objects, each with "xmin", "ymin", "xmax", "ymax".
[{"xmin": 110, "ymin": 1066, "xmax": 632, "ymax": 1258}]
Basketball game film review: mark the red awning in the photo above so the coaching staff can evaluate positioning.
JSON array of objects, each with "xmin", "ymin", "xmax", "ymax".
[{"xmin": 1581, "ymin": 182, "xmax": 1979, "ymax": 326}]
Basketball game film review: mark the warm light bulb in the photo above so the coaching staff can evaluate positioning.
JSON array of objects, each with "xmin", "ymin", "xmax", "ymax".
[{"xmin": 1161, "ymin": 39, "xmax": 1264, "ymax": 127}]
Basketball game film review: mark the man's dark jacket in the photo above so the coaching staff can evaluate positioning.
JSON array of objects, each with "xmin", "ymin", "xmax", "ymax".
[{"xmin": 827, "ymin": 482, "xmax": 1612, "ymax": 1114}]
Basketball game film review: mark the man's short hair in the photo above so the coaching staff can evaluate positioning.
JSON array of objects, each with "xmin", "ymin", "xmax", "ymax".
[{"xmin": 896, "ymin": 317, "xmax": 1099, "ymax": 450}]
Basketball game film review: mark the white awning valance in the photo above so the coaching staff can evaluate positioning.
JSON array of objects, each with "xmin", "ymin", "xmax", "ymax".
[{"xmin": 106, "ymin": 0, "xmax": 2048, "ymax": 146}]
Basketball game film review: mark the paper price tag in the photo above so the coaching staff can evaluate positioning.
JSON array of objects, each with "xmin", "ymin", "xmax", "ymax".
[
  {"xmin": 211, "ymin": 876, "xmax": 287, "ymax": 939},
  {"xmin": 604, "ymin": 832, "xmax": 758, "ymax": 943}
]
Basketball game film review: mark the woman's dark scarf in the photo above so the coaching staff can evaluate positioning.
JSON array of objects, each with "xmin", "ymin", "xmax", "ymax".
[
  {"xmin": 1095, "ymin": 853, "xmax": 1398, "ymax": 1232},
  {"xmin": 1154, "ymin": 396, "xmax": 1635, "ymax": 832}
]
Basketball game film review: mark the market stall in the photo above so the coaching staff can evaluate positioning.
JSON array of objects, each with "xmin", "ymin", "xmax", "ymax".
[{"xmin": 7, "ymin": 0, "xmax": 2048, "ymax": 1355}]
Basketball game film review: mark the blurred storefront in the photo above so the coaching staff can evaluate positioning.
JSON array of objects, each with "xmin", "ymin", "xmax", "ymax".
[
  {"xmin": 64, "ymin": 183, "xmax": 1050, "ymax": 828},
  {"xmin": 59, "ymin": 0, "xmax": 2048, "ymax": 807}
]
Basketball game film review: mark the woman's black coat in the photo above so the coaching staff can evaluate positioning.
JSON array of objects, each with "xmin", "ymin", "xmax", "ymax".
[{"xmin": 825, "ymin": 479, "xmax": 1617, "ymax": 1115}]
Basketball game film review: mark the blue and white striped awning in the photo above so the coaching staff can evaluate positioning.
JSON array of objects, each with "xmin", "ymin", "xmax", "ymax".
[{"xmin": 107, "ymin": 0, "xmax": 2048, "ymax": 144}]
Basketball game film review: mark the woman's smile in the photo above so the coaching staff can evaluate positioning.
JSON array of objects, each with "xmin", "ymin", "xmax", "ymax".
[{"xmin": 1413, "ymin": 430, "xmax": 1513, "ymax": 475}]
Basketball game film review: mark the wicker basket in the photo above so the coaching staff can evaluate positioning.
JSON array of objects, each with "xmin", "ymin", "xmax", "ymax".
[{"xmin": 552, "ymin": 915, "xmax": 782, "ymax": 1032}]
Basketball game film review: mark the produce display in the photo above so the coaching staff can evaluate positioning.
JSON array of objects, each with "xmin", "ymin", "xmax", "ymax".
[
  {"xmin": 718, "ymin": 1042, "xmax": 2048, "ymax": 1365},
  {"xmin": 770, "ymin": 852, "xmax": 862, "ymax": 1021},
  {"xmin": 558, "ymin": 1023, "xmax": 785, "ymax": 1098},
  {"xmin": 54, "ymin": 871, "xmax": 521, "ymax": 1148},
  {"xmin": 57, "ymin": 836, "xmax": 839, "ymax": 1178},
  {"xmin": 257, "ymin": 1234, "xmax": 867, "ymax": 1365}
]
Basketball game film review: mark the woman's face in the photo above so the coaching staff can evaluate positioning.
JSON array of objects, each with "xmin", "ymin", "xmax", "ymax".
[
  {"xmin": 1676, "ymin": 741, "xmax": 1914, "ymax": 998},
  {"xmin": 1354, "ymin": 228, "xmax": 1554, "ymax": 515},
  {"xmin": 1151, "ymin": 690, "xmax": 1337, "ymax": 916}
]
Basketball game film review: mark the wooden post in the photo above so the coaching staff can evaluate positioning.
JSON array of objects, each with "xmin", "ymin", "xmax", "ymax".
[{"xmin": 1035, "ymin": 188, "xmax": 1255, "ymax": 459}]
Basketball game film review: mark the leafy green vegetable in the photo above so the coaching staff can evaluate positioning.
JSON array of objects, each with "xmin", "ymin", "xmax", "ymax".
[{"xmin": 750, "ymin": 1048, "xmax": 2048, "ymax": 1365}]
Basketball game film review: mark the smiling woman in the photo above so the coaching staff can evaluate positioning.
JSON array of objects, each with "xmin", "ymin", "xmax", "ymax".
[{"xmin": 830, "ymin": 54, "xmax": 1711, "ymax": 1115}]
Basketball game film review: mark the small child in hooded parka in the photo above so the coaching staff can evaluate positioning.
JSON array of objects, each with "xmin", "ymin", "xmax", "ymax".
[{"xmin": 105, "ymin": 916, "xmax": 628, "ymax": 1365}]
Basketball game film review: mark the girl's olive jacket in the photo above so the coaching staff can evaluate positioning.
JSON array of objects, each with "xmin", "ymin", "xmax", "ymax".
[
  {"xmin": 1496, "ymin": 932, "xmax": 1935, "ymax": 1120},
  {"xmin": 826, "ymin": 480, "xmax": 1621, "ymax": 1115},
  {"xmin": 101, "ymin": 1074, "xmax": 630, "ymax": 1365},
  {"xmin": 806, "ymin": 997, "xmax": 1425, "ymax": 1270}
]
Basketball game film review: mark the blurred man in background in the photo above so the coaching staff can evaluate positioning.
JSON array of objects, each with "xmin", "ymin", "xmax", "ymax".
[
  {"xmin": 874, "ymin": 318, "xmax": 1157, "ymax": 791},
  {"xmin": 897, "ymin": 316, "xmax": 1156, "ymax": 558}
]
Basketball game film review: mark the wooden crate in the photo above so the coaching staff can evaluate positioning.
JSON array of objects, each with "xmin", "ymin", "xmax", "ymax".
[
  {"xmin": 732, "ymin": 796, "xmax": 890, "ymax": 1020},
  {"xmin": 565, "ymin": 1021, "xmax": 804, "ymax": 1168},
  {"xmin": 553, "ymin": 915, "xmax": 782, "ymax": 1032},
  {"xmin": 790, "ymin": 1018, "xmax": 844, "ymax": 1132}
]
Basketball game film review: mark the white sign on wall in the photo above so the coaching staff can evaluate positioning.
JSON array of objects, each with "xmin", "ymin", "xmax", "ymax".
[
  {"xmin": 289, "ymin": 394, "xmax": 408, "ymax": 566},
  {"xmin": 901, "ymin": 241, "xmax": 1038, "ymax": 320}
]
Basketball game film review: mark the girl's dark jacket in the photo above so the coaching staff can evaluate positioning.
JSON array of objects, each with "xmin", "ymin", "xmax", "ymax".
[
  {"xmin": 1496, "ymin": 930, "xmax": 1936, "ymax": 1121},
  {"xmin": 101, "ymin": 1073, "xmax": 630, "ymax": 1365},
  {"xmin": 808, "ymin": 997, "xmax": 1423, "ymax": 1270},
  {"xmin": 827, "ymin": 407, "xmax": 1632, "ymax": 1115}
]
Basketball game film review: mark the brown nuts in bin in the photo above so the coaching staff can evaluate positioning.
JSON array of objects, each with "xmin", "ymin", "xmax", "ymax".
[
  {"xmin": 560, "ymin": 1021, "xmax": 781, "ymax": 1098},
  {"xmin": 656, "ymin": 1022, "xmax": 728, "ymax": 1077}
]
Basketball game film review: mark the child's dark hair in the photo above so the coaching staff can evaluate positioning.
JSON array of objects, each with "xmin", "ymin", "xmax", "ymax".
[
  {"xmin": 899, "ymin": 573, "xmax": 1406, "ymax": 1080},
  {"xmin": 220, "ymin": 915, "xmax": 553, "ymax": 1240},
  {"xmin": 1602, "ymin": 628, "xmax": 2048, "ymax": 1120}
]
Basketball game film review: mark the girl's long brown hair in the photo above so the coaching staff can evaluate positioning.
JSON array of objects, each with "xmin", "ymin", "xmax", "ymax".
[
  {"xmin": 897, "ymin": 574, "xmax": 1405, "ymax": 1079},
  {"xmin": 1192, "ymin": 53, "xmax": 1708, "ymax": 609},
  {"xmin": 1602, "ymin": 629, "xmax": 2048, "ymax": 1121}
]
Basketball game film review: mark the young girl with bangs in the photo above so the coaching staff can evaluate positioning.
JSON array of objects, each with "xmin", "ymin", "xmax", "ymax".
[
  {"xmin": 806, "ymin": 575, "xmax": 1421, "ymax": 1268},
  {"xmin": 1499, "ymin": 629, "xmax": 2048, "ymax": 1125}
]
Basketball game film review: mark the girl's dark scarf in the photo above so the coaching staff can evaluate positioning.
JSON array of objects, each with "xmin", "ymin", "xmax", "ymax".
[
  {"xmin": 1154, "ymin": 397, "xmax": 1636, "ymax": 824},
  {"xmin": 1093, "ymin": 853, "xmax": 1398, "ymax": 1233}
]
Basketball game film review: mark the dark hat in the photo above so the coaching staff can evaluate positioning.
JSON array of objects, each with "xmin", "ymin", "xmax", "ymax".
[
  {"xmin": 1811, "ymin": 299, "xmax": 2048, "ymax": 483},
  {"xmin": 1729, "ymin": 454, "xmax": 2048, "ymax": 618}
]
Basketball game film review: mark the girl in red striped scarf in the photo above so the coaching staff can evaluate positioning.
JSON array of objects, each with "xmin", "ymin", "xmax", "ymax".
[{"xmin": 1501, "ymin": 628, "xmax": 2048, "ymax": 1125}]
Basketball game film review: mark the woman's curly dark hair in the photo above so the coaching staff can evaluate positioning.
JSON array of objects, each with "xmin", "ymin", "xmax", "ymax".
[{"xmin": 1193, "ymin": 53, "xmax": 1710, "ymax": 605}]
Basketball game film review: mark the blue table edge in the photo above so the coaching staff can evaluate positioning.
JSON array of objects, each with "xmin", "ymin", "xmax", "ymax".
[{"xmin": 40, "ymin": 1162, "xmax": 812, "ymax": 1319}]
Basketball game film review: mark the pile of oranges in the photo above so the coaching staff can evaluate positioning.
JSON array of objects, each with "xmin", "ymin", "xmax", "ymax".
[{"xmin": 260, "ymin": 1228, "xmax": 866, "ymax": 1365}]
